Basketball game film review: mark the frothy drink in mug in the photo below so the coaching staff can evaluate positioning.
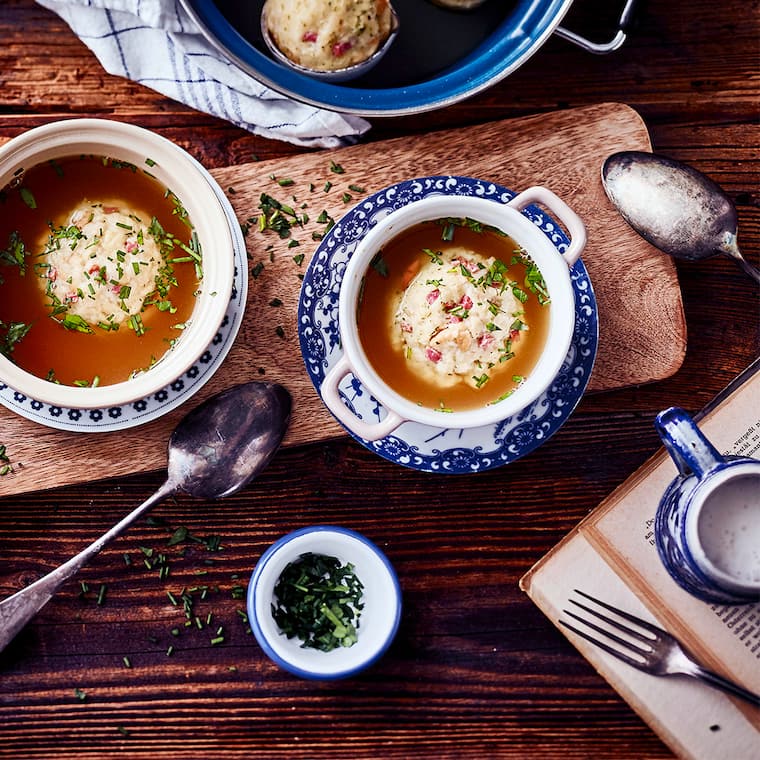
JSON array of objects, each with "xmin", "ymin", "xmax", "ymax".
[
  {"xmin": 655, "ymin": 407, "xmax": 760, "ymax": 604},
  {"xmin": 688, "ymin": 467, "xmax": 760, "ymax": 592}
]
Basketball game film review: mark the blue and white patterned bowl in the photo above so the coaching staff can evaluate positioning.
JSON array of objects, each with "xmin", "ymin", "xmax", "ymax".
[{"xmin": 298, "ymin": 176, "xmax": 598, "ymax": 474}]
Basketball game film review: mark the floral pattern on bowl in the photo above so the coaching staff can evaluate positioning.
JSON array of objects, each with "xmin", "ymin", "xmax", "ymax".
[{"xmin": 297, "ymin": 176, "xmax": 598, "ymax": 473}]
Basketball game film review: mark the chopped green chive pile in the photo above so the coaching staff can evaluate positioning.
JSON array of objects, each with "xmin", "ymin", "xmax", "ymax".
[{"xmin": 272, "ymin": 552, "xmax": 364, "ymax": 652}]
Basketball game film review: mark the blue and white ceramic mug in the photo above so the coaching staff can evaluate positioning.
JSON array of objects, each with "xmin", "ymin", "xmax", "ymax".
[{"xmin": 654, "ymin": 407, "xmax": 760, "ymax": 605}]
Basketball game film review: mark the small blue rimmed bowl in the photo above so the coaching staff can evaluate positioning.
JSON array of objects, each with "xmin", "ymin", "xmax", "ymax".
[{"xmin": 247, "ymin": 525, "xmax": 402, "ymax": 680}]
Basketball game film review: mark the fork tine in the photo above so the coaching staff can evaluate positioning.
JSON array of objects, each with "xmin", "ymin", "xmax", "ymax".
[
  {"xmin": 573, "ymin": 589, "xmax": 662, "ymax": 636},
  {"xmin": 562, "ymin": 607, "xmax": 652, "ymax": 656},
  {"xmin": 567, "ymin": 599, "xmax": 655, "ymax": 649},
  {"xmin": 558, "ymin": 619, "xmax": 648, "ymax": 671}
]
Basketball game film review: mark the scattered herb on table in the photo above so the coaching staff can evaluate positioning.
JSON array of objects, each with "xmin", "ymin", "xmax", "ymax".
[
  {"xmin": 271, "ymin": 552, "xmax": 364, "ymax": 652},
  {"xmin": 0, "ymin": 444, "xmax": 12, "ymax": 476}
]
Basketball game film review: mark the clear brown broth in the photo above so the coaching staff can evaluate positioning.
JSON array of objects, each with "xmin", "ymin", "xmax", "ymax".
[
  {"xmin": 0, "ymin": 155, "xmax": 199, "ymax": 387},
  {"xmin": 357, "ymin": 221, "xmax": 551, "ymax": 412}
]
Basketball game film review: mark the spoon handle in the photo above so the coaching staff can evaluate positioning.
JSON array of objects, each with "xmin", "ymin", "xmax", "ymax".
[
  {"xmin": 720, "ymin": 235, "xmax": 760, "ymax": 285},
  {"xmin": 0, "ymin": 480, "xmax": 176, "ymax": 654},
  {"xmin": 732, "ymin": 253, "xmax": 760, "ymax": 285}
]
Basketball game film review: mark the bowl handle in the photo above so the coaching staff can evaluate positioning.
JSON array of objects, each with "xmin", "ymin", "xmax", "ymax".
[
  {"xmin": 321, "ymin": 355, "xmax": 404, "ymax": 442},
  {"xmin": 507, "ymin": 186, "xmax": 587, "ymax": 267}
]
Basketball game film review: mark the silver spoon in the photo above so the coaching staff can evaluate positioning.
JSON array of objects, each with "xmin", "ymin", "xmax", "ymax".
[
  {"xmin": 602, "ymin": 150, "xmax": 760, "ymax": 285},
  {"xmin": 0, "ymin": 380, "xmax": 291, "ymax": 654}
]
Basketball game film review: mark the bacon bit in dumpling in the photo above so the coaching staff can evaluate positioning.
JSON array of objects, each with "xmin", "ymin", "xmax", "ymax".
[
  {"xmin": 332, "ymin": 40, "xmax": 353, "ymax": 57},
  {"xmin": 478, "ymin": 332, "xmax": 495, "ymax": 350},
  {"xmin": 454, "ymin": 256, "xmax": 479, "ymax": 274}
]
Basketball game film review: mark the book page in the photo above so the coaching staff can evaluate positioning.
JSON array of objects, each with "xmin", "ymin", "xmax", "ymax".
[
  {"xmin": 582, "ymin": 371, "xmax": 760, "ymax": 718},
  {"xmin": 525, "ymin": 533, "xmax": 760, "ymax": 760}
]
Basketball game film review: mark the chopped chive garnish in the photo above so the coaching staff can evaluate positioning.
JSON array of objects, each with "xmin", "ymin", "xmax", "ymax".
[
  {"xmin": 20, "ymin": 187, "xmax": 36, "ymax": 209},
  {"xmin": 271, "ymin": 552, "xmax": 364, "ymax": 652}
]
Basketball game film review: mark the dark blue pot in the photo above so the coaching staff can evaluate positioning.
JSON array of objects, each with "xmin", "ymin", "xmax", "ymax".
[{"xmin": 181, "ymin": 0, "xmax": 577, "ymax": 115}]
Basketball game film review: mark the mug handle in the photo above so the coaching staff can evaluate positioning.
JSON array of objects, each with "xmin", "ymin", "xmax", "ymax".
[
  {"xmin": 320, "ymin": 355, "xmax": 404, "ymax": 442},
  {"xmin": 507, "ymin": 186, "xmax": 587, "ymax": 267},
  {"xmin": 654, "ymin": 406, "xmax": 724, "ymax": 478}
]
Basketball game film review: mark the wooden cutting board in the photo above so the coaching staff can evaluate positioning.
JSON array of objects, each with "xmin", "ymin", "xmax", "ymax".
[{"xmin": 0, "ymin": 103, "xmax": 686, "ymax": 496}]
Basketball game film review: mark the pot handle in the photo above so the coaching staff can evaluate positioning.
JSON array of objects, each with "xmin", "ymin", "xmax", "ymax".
[
  {"xmin": 507, "ymin": 186, "xmax": 586, "ymax": 267},
  {"xmin": 321, "ymin": 355, "xmax": 404, "ymax": 442},
  {"xmin": 554, "ymin": 0, "xmax": 638, "ymax": 54}
]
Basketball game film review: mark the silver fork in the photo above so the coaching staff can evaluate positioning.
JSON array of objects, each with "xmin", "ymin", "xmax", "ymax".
[{"xmin": 560, "ymin": 589, "xmax": 760, "ymax": 707}]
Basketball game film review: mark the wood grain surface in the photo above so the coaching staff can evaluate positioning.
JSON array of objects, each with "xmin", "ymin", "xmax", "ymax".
[
  {"xmin": 0, "ymin": 103, "xmax": 686, "ymax": 498},
  {"xmin": 0, "ymin": 0, "xmax": 758, "ymax": 758}
]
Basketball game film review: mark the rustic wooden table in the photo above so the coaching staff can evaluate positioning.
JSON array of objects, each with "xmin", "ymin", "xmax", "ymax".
[{"xmin": 0, "ymin": 1, "xmax": 757, "ymax": 757}]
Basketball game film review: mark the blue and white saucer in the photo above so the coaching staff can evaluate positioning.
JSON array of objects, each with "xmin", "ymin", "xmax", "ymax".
[
  {"xmin": 0, "ymin": 172, "xmax": 248, "ymax": 433},
  {"xmin": 298, "ymin": 176, "xmax": 598, "ymax": 474}
]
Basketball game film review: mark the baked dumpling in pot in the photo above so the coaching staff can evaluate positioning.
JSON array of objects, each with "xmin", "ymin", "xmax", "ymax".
[{"xmin": 262, "ymin": 0, "xmax": 396, "ymax": 72}]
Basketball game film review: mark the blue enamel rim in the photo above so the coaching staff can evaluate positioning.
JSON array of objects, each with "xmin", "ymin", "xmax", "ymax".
[
  {"xmin": 247, "ymin": 525, "xmax": 403, "ymax": 680},
  {"xmin": 181, "ymin": 0, "xmax": 574, "ymax": 115}
]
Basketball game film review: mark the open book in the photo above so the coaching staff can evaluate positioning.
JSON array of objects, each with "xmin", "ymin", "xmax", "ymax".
[{"xmin": 520, "ymin": 358, "xmax": 760, "ymax": 760}]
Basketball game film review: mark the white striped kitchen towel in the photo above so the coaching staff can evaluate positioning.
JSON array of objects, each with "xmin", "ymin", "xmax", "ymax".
[{"xmin": 35, "ymin": 0, "xmax": 371, "ymax": 148}]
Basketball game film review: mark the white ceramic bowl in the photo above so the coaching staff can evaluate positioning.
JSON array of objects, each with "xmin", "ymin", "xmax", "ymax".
[
  {"xmin": 248, "ymin": 525, "xmax": 402, "ymax": 680},
  {"xmin": 0, "ymin": 118, "xmax": 235, "ymax": 409},
  {"xmin": 320, "ymin": 186, "xmax": 586, "ymax": 441}
]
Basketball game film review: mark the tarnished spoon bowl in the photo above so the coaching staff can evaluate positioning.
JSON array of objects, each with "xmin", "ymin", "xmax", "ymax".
[{"xmin": 602, "ymin": 150, "xmax": 760, "ymax": 284}]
